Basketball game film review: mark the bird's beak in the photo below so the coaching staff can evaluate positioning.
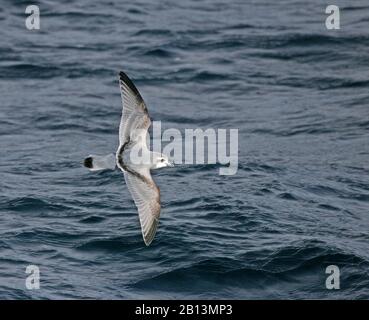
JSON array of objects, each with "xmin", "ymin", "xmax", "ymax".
[{"xmin": 168, "ymin": 161, "xmax": 174, "ymax": 167}]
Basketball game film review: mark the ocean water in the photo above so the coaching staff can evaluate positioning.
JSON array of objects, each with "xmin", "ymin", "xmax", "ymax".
[{"xmin": 1, "ymin": 0, "xmax": 369, "ymax": 299}]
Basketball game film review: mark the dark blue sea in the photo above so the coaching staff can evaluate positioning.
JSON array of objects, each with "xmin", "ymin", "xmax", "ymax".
[{"xmin": 1, "ymin": 0, "xmax": 369, "ymax": 299}]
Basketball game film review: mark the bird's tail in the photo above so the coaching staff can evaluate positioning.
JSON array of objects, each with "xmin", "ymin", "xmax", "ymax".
[{"xmin": 83, "ymin": 154, "xmax": 116, "ymax": 171}]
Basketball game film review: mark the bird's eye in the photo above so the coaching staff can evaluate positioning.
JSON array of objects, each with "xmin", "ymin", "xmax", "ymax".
[{"xmin": 161, "ymin": 159, "xmax": 164, "ymax": 162}]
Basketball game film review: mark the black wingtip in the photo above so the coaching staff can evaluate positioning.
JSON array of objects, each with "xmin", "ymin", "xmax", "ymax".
[
  {"xmin": 118, "ymin": 71, "xmax": 142, "ymax": 98},
  {"xmin": 84, "ymin": 157, "xmax": 93, "ymax": 169},
  {"xmin": 119, "ymin": 71, "xmax": 129, "ymax": 80}
]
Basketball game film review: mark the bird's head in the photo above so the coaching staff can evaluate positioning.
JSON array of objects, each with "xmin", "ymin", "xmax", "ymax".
[{"xmin": 154, "ymin": 154, "xmax": 174, "ymax": 169}]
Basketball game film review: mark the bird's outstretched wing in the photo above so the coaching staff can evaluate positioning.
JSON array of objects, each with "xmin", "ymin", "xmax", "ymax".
[
  {"xmin": 123, "ymin": 167, "xmax": 161, "ymax": 246},
  {"xmin": 118, "ymin": 71, "xmax": 160, "ymax": 245},
  {"xmin": 118, "ymin": 71, "xmax": 151, "ymax": 146}
]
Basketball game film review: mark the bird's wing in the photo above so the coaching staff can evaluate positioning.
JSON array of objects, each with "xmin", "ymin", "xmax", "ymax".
[
  {"xmin": 123, "ymin": 167, "xmax": 161, "ymax": 246},
  {"xmin": 118, "ymin": 71, "xmax": 151, "ymax": 146}
]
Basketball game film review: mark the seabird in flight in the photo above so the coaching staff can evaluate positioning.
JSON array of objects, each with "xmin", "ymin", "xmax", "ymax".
[{"xmin": 83, "ymin": 71, "xmax": 173, "ymax": 246}]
